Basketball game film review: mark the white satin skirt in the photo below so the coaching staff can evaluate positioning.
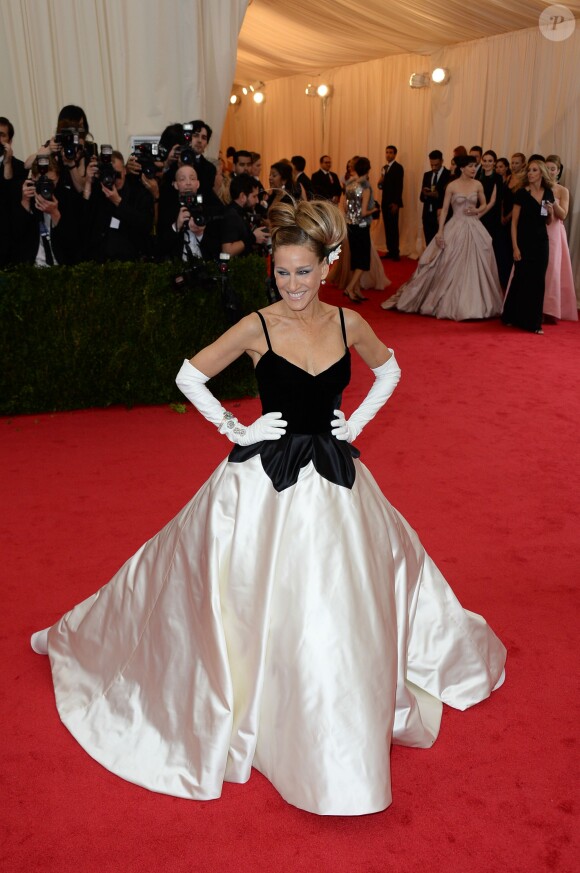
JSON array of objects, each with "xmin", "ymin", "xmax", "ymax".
[{"xmin": 41, "ymin": 455, "xmax": 506, "ymax": 815}]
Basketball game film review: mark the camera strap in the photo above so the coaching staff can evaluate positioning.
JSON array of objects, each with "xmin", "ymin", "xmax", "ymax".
[
  {"xmin": 38, "ymin": 216, "xmax": 55, "ymax": 266},
  {"xmin": 182, "ymin": 229, "xmax": 202, "ymax": 263}
]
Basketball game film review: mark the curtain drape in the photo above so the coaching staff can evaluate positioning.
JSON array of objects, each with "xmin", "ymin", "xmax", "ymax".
[
  {"xmin": 222, "ymin": 26, "xmax": 580, "ymax": 299},
  {"xmin": 0, "ymin": 0, "xmax": 248, "ymax": 159}
]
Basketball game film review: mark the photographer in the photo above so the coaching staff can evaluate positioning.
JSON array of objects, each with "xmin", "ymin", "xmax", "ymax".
[
  {"xmin": 12, "ymin": 153, "xmax": 79, "ymax": 266},
  {"xmin": 0, "ymin": 116, "xmax": 27, "ymax": 266},
  {"xmin": 25, "ymin": 106, "xmax": 92, "ymax": 196},
  {"xmin": 156, "ymin": 164, "xmax": 220, "ymax": 262},
  {"xmin": 221, "ymin": 174, "xmax": 269, "ymax": 258},
  {"xmin": 81, "ymin": 149, "xmax": 154, "ymax": 262}
]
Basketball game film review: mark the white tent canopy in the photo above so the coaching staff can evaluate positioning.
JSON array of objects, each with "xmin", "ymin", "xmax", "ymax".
[{"xmin": 235, "ymin": 0, "xmax": 578, "ymax": 83}]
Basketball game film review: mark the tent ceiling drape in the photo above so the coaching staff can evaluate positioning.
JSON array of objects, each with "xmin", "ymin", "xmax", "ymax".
[{"xmin": 235, "ymin": 0, "xmax": 579, "ymax": 84}]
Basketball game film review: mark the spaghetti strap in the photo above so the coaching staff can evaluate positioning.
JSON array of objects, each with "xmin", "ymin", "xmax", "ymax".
[
  {"xmin": 256, "ymin": 311, "xmax": 272, "ymax": 351},
  {"xmin": 338, "ymin": 307, "xmax": 348, "ymax": 348}
]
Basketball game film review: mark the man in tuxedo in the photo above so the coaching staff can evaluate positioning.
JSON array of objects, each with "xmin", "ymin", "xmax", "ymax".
[
  {"xmin": 420, "ymin": 150, "xmax": 451, "ymax": 246},
  {"xmin": 470, "ymin": 146, "xmax": 484, "ymax": 181},
  {"xmin": 311, "ymin": 155, "xmax": 342, "ymax": 203},
  {"xmin": 378, "ymin": 145, "xmax": 404, "ymax": 259}
]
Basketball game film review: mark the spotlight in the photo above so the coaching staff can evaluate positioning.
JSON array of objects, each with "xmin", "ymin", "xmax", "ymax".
[
  {"xmin": 317, "ymin": 83, "xmax": 331, "ymax": 98},
  {"xmin": 431, "ymin": 67, "xmax": 449, "ymax": 84},
  {"xmin": 230, "ymin": 94, "xmax": 241, "ymax": 105},
  {"xmin": 253, "ymin": 91, "xmax": 265, "ymax": 104},
  {"xmin": 409, "ymin": 73, "xmax": 429, "ymax": 89},
  {"xmin": 305, "ymin": 83, "xmax": 317, "ymax": 97},
  {"xmin": 242, "ymin": 86, "xmax": 248, "ymax": 96}
]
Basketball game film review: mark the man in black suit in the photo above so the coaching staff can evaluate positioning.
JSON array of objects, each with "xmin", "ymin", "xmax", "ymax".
[
  {"xmin": 311, "ymin": 155, "xmax": 342, "ymax": 203},
  {"xmin": 156, "ymin": 164, "xmax": 221, "ymax": 261},
  {"xmin": 470, "ymin": 146, "xmax": 484, "ymax": 182},
  {"xmin": 291, "ymin": 156, "xmax": 314, "ymax": 200},
  {"xmin": 420, "ymin": 150, "xmax": 451, "ymax": 246},
  {"xmin": 378, "ymin": 145, "xmax": 404, "ymax": 259}
]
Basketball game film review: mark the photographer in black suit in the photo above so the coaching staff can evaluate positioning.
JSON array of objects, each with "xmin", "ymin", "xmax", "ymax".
[
  {"xmin": 156, "ymin": 164, "xmax": 221, "ymax": 262},
  {"xmin": 221, "ymin": 174, "xmax": 269, "ymax": 258},
  {"xmin": 378, "ymin": 145, "xmax": 404, "ymax": 260},
  {"xmin": 420, "ymin": 150, "xmax": 451, "ymax": 246},
  {"xmin": 81, "ymin": 149, "xmax": 154, "ymax": 262}
]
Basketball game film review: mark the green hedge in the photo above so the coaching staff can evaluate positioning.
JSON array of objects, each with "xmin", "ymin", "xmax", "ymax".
[{"xmin": 0, "ymin": 257, "xmax": 268, "ymax": 415}]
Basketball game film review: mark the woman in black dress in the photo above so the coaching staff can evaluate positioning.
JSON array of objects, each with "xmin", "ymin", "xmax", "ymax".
[
  {"xmin": 501, "ymin": 160, "xmax": 554, "ymax": 333},
  {"xmin": 479, "ymin": 150, "xmax": 503, "ymax": 274}
]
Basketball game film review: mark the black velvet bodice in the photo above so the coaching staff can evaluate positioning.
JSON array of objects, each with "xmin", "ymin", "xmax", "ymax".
[{"xmin": 228, "ymin": 311, "xmax": 359, "ymax": 492}]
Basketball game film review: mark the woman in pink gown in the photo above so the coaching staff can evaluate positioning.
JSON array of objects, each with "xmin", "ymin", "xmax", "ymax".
[{"xmin": 543, "ymin": 155, "xmax": 577, "ymax": 323}]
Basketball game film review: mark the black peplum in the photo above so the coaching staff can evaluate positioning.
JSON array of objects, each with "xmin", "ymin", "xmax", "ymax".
[{"xmin": 228, "ymin": 310, "xmax": 360, "ymax": 491}]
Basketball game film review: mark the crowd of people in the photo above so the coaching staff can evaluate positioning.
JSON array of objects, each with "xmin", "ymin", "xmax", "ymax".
[
  {"xmin": 0, "ymin": 108, "xmax": 576, "ymax": 331},
  {"xmin": 0, "ymin": 106, "xmax": 349, "ymax": 274},
  {"xmin": 383, "ymin": 145, "xmax": 577, "ymax": 332}
]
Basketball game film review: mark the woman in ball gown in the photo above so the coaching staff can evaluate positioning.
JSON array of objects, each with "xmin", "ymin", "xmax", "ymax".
[
  {"xmin": 542, "ymin": 155, "xmax": 577, "ymax": 324},
  {"xmin": 30, "ymin": 200, "xmax": 506, "ymax": 817},
  {"xmin": 502, "ymin": 160, "xmax": 554, "ymax": 334},
  {"xmin": 382, "ymin": 155, "xmax": 502, "ymax": 320},
  {"xmin": 330, "ymin": 156, "xmax": 389, "ymax": 296}
]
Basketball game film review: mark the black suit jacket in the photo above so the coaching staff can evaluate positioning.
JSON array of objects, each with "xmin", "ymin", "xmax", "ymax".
[
  {"xmin": 420, "ymin": 167, "xmax": 451, "ymax": 220},
  {"xmin": 296, "ymin": 172, "xmax": 314, "ymax": 200},
  {"xmin": 379, "ymin": 161, "xmax": 404, "ymax": 208},
  {"xmin": 311, "ymin": 169, "xmax": 342, "ymax": 201}
]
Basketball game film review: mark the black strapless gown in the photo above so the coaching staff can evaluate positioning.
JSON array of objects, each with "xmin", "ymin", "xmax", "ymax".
[{"xmin": 36, "ymin": 339, "xmax": 506, "ymax": 816}]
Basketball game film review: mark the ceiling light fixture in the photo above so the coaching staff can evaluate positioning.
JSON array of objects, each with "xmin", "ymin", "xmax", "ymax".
[
  {"xmin": 253, "ymin": 90, "xmax": 265, "ymax": 104},
  {"xmin": 409, "ymin": 72, "xmax": 429, "ymax": 89},
  {"xmin": 431, "ymin": 67, "xmax": 450, "ymax": 84},
  {"xmin": 317, "ymin": 83, "xmax": 331, "ymax": 98}
]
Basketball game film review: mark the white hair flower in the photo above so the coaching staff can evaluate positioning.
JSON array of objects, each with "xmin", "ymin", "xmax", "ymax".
[{"xmin": 327, "ymin": 245, "xmax": 342, "ymax": 265}]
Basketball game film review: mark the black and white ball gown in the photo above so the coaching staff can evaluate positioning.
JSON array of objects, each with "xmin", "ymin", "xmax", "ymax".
[
  {"xmin": 32, "ymin": 309, "xmax": 506, "ymax": 816},
  {"xmin": 383, "ymin": 193, "xmax": 503, "ymax": 320}
]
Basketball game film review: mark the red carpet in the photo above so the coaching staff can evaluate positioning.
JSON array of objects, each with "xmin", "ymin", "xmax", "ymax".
[{"xmin": 2, "ymin": 261, "xmax": 579, "ymax": 873}]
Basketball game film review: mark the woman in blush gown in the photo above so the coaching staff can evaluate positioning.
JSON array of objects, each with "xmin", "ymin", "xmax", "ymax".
[
  {"xmin": 383, "ymin": 155, "xmax": 502, "ymax": 320},
  {"xmin": 542, "ymin": 155, "xmax": 577, "ymax": 324},
  {"xmin": 31, "ymin": 200, "xmax": 506, "ymax": 817}
]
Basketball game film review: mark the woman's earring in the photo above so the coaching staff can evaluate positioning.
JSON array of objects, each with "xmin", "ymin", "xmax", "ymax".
[{"xmin": 321, "ymin": 279, "xmax": 326, "ymax": 284}]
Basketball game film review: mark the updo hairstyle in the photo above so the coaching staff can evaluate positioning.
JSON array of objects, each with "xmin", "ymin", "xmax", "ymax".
[{"xmin": 269, "ymin": 199, "xmax": 346, "ymax": 262}]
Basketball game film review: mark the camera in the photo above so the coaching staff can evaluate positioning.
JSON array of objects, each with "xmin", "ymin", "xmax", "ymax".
[
  {"xmin": 35, "ymin": 154, "xmax": 55, "ymax": 200},
  {"xmin": 179, "ymin": 146, "xmax": 196, "ymax": 166},
  {"xmin": 55, "ymin": 126, "xmax": 82, "ymax": 161},
  {"xmin": 83, "ymin": 141, "xmax": 99, "ymax": 162},
  {"xmin": 179, "ymin": 193, "xmax": 206, "ymax": 227},
  {"xmin": 132, "ymin": 142, "xmax": 166, "ymax": 178},
  {"xmin": 96, "ymin": 145, "xmax": 117, "ymax": 189}
]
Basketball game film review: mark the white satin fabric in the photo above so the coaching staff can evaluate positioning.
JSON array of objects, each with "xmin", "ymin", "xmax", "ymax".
[{"xmin": 43, "ymin": 455, "xmax": 506, "ymax": 816}]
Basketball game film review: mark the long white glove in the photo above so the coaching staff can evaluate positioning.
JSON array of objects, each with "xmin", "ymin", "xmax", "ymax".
[
  {"xmin": 331, "ymin": 350, "xmax": 401, "ymax": 442},
  {"xmin": 176, "ymin": 359, "xmax": 287, "ymax": 446}
]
